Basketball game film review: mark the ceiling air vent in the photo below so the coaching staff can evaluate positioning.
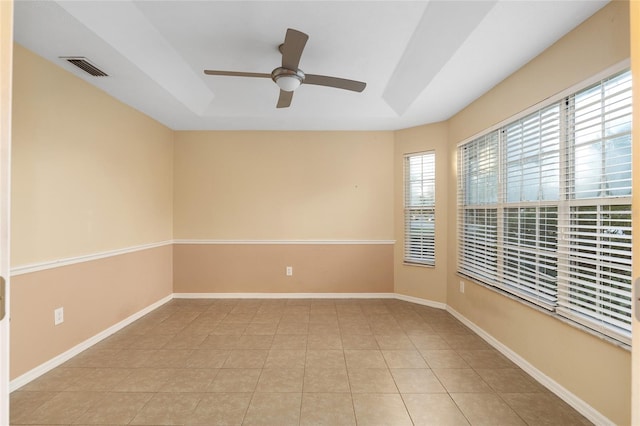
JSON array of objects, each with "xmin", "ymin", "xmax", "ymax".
[{"xmin": 60, "ymin": 57, "xmax": 108, "ymax": 77}]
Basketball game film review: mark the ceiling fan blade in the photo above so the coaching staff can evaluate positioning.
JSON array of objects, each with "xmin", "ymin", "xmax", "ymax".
[
  {"xmin": 276, "ymin": 90, "xmax": 294, "ymax": 108},
  {"xmin": 281, "ymin": 28, "xmax": 308, "ymax": 71},
  {"xmin": 304, "ymin": 74, "xmax": 366, "ymax": 92},
  {"xmin": 204, "ymin": 70, "xmax": 271, "ymax": 78}
]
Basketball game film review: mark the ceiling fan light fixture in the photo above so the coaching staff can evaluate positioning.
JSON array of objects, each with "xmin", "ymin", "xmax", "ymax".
[
  {"xmin": 272, "ymin": 67, "xmax": 305, "ymax": 92},
  {"xmin": 276, "ymin": 75, "xmax": 301, "ymax": 92}
]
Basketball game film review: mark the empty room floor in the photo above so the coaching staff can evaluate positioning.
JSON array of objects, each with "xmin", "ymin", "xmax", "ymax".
[{"xmin": 10, "ymin": 298, "xmax": 592, "ymax": 425}]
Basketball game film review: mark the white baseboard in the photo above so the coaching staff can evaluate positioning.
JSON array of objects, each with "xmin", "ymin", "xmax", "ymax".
[
  {"xmin": 173, "ymin": 292, "xmax": 397, "ymax": 299},
  {"xmin": 394, "ymin": 293, "xmax": 447, "ymax": 310},
  {"xmin": 9, "ymin": 294, "xmax": 174, "ymax": 392},
  {"xmin": 446, "ymin": 306, "xmax": 614, "ymax": 426}
]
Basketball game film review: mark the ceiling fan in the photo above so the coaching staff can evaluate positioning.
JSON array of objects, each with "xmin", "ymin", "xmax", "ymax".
[{"xmin": 204, "ymin": 28, "xmax": 367, "ymax": 108}]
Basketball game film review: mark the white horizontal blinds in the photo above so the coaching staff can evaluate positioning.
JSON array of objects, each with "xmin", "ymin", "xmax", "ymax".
[
  {"xmin": 458, "ymin": 131, "xmax": 499, "ymax": 284},
  {"xmin": 567, "ymin": 70, "xmax": 633, "ymax": 199},
  {"xmin": 462, "ymin": 131, "xmax": 499, "ymax": 205},
  {"xmin": 504, "ymin": 104, "xmax": 561, "ymax": 203},
  {"xmin": 460, "ymin": 208, "xmax": 498, "ymax": 283},
  {"xmin": 500, "ymin": 105, "xmax": 561, "ymax": 309},
  {"xmin": 457, "ymin": 68, "xmax": 632, "ymax": 344},
  {"xmin": 404, "ymin": 152, "xmax": 435, "ymax": 265},
  {"xmin": 501, "ymin": 207, "xmax": 558, "ymax": 309},
  {"xmin": 557, "ymin": 205, "xmax": 632, "ymax": 342},
  {"xmin": 557, "ymin": 70, "xmax": 633, "ymax": 343}
]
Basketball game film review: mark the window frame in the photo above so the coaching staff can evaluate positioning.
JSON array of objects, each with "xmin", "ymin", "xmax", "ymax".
[
  {"xmin": 404, "ymin": 151, "xmax": 436, "ymax": 266},
  {"xmin": 456, "ymin": 64, "xmax": 632, "ymax": 346}
]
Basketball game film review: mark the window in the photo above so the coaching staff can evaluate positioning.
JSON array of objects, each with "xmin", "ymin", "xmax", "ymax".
[
  {"xmin": 458, "ymin": 69, "xmax": 632, "ymax": 344},
  {"xmin": 557, "ymin": 70, "xmax": 633, "ymax": 343},
  {"xmin": 458, "ymin": 132, "xmax": 498, "ymax": 282},
  {"xmin": 404, "ymin": 152, "xmax": 435, "ymax": 265}
]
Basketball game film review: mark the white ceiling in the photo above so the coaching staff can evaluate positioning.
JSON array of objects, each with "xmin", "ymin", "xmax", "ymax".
[{"xmin": 14, "ymin": 0, "xmax": 608, "ymax": 131}]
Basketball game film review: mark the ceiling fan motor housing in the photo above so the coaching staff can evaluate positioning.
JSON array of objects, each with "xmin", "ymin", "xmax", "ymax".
[{"xmin": 271, "ymin": 67, "xmax": 305, "ymax": 91}]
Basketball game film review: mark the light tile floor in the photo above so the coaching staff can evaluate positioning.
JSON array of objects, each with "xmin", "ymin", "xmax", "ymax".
[{"xmin": 10, "ymin": 298, "xmax": 592, "ymax": 425}]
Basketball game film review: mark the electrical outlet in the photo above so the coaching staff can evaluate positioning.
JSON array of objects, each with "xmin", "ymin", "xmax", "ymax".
[
  {"xmin": 54, "ymin": 307, "xmax": 64, "ymax": 325},
  {"xmin": 286, "ymin": 266, "xmax": 293, "ymax": 276},
  {"xmin": 459, "ymin": 281, "xmax": 465, "ymax": 293}
]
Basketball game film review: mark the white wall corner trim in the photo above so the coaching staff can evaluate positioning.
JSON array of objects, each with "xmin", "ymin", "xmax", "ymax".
[
  {"xmin": 9, "ymin": 294, "xmax": 174, "ymax": 392},
  {"xmin": 10, "ymin": 240, "xmax": 173, "ymax": 276},
  {"xmin": 172, "ymin": 239, "xmax": 396, "ymax": 245},
  {"xmin": 445, "ymin": 306, "xmax": 615, "ymax": 426}
]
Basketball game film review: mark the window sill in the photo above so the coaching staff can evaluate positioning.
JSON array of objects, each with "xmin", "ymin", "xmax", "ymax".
[{"xmin": 403, "ymin": 261, "xmax": 435, "ymax": 269}]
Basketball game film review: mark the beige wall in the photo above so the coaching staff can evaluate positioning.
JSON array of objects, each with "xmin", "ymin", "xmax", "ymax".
[
  {"xmin": 11, "ymin": 45, "xmax": 174, "ymax": 266},
  {"xmin": 173, "ymin": 130, "xmax": 394, "ymax": 240},
  {"xmin": 393, "ymin": 122, "xmax": 449, "ymax": 304},
  {"xmin": 445, "ymin": 2, "xmax": 631, "ymax": 424},
  {"xmin": 10, "ymin": 45, "xmax": 174, "ymax": 379},
  {"xmin": 11, "ymin": 245, "xmax": 173, "ymax": 378},
  {"xmin": 172, "ymin": 130, "xmax": 395, "ymax": 295},
  {"xmin": 174, "ymin": 243, "xmax": 393, "ymax": 294}
]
